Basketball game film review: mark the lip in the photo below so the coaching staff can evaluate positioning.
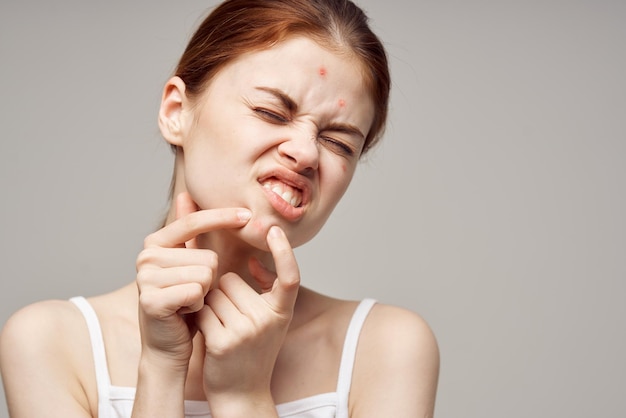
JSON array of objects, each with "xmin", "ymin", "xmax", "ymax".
[{"xmin": 258, "ymin": 167, "xmax": 313, "ymax": 221}]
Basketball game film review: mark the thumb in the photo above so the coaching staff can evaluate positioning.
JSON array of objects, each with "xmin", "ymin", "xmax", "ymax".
[
  {"xmin": 175, "ymin": 191, "xmax": 201, "ymax": 249},
  {"xmin": 263, "ymin": 226, "xmax": 300, "ymax": 315}
]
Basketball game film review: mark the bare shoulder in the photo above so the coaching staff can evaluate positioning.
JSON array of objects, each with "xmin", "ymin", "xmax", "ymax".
[
  {"xmin": 350, "ymin": 303, "xmax": 440, "ymax": 417},
  {"xmin": 0, "ymin": 299, "xmax": 94, "ymax": 416},
  {"xmin": 1, "ymin": 299, "xmax": 87, "ymax": 358},
  {"xmin": 362, "ymin": 303, "xmax": 439, "ymax": 360}
]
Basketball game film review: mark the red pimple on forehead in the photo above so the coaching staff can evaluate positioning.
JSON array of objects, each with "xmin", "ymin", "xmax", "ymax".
[{"xmin": 319, "ymin": 67, "xmax": 327, "ymax": 76}]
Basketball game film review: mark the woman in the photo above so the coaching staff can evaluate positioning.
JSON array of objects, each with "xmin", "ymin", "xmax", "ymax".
[{"xmin": 0, "ymin": 0, "xmax": 439, "ymax": 417}]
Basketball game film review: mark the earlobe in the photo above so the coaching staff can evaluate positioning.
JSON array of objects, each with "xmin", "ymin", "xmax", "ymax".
[{"xmin": 158, "ymin": 76, "xmax": 188, "ymax": 146}]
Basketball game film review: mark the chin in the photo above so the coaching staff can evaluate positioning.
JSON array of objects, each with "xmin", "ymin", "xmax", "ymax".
[
  {"xmin": 236, "ymin": 221, "xmax": 272, "ymax": 252},
  {"xmin": 238, "ymin": 216, "xmax": 321, "ymax": 251}
]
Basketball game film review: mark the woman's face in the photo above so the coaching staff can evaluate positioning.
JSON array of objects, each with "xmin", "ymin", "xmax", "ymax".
[{"xmin": 178, "ymin": 36, "xmax": 375, "ymax": 249}]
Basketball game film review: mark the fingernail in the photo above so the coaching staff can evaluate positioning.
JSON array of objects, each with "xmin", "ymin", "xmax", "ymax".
[
  {"xmin": 237, "ymin": 209, "xmax": 252, "ymax": 221},
  {"xmin": 269, "ymin": 226, "xmax": 282, "ymax": 238}
]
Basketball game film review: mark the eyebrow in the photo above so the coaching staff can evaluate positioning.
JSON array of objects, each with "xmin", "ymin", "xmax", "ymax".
[
  {"xmin": 255, "ymin": 87, "xmax": 298, "ymax": 112},
  {"xmin": 324, "ymin": 123, "xmax": 366, "ymax": 141},
  {"xmin": 254, "ymin": 86, "xmax": 366, "ymax": 140}
]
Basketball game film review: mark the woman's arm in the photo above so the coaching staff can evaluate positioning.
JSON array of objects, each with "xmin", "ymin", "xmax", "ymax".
[
  {"xmin": 132, "ymin": 193, "xmax": 252, "ymax": 417},
  {"xmin": 0, "ymin": 301, "xmax": 94, "ymax": 417},
  {"xmin": 198, "ymin": 226, "xmax": 300, "ymax": 418},
  {"xmin": 350, "ymin": 304, "xmax": 440, "ymax": 418},
  {"xmin": 131, "ymin": 351, "xmax": 189, "ymax": 418}
]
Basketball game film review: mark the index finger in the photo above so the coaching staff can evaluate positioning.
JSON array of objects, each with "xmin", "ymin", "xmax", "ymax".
[
  {"xmin": 176, "ymin": 192, "xmax": 200, "ymax": 249},
  {"xmin": 264, "ymin": 226, "xmax": 300, "ymax": 314},
  {"xmin": 145, "ymin": 207, "xmax": 252, "ymax": 248}
]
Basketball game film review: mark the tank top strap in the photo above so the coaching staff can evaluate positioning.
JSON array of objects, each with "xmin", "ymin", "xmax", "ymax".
[
  {"xmin": 70, "ymin": 297, "xmax": 112, "ymax": 402},
  {"xmin": 335, "ymin": 298, "xmax": 376, "ymax": 418}
]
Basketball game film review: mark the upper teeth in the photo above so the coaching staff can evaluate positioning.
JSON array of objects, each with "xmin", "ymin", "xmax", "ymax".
[{"xmin": 262, "ymin": 179, "xmax": 303, "ymax": 207}]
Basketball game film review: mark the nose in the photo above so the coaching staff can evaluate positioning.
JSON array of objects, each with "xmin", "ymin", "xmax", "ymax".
[{"xmin": 277, "ymin": 129, "xmax": 320, "ymax": 174}]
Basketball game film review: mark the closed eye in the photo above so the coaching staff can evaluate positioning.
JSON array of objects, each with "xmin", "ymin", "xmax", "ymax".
[
  {"xmin": 254, "ymin": 108, "xmax": 290, "ymax": 124},
  {"xmin": 319, "ymin": 135, "xmax": 355, "ymax": 157}
]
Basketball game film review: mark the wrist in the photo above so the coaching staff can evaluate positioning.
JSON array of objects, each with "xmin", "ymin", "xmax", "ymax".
[
  {"xmin": 207, "ymin": 391, "xmax": 278, "ymax": 418},
  {"xmin": 133, "ymin": 357, "xmax": 188, "ymax": 418},
  {"xmin": 139, "ymin": 345, "xmax": 191, "ymax": 376}
]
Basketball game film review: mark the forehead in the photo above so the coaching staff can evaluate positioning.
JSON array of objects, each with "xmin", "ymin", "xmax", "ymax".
[
  {"xmin": 233, "ymin": 37, "xmax": 363, "ymax": 82},
  {"xmin": 209, "ymin": 36, "xmax": 374, "ymax": 124}
]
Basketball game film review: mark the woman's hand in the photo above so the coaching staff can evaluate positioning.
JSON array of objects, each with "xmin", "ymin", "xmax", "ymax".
[
  {"xmin": 135, "ymin": 192, "xmax": 252, "ymax": 369},
  {"xmin": 197, "ymin": 226, "xmax": 300, "ymax": 416}
]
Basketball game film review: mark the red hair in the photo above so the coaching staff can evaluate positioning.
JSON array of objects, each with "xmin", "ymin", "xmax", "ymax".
[{"xmin": 175, "ymin": 0, "xmax": 390, "ymax": 154}]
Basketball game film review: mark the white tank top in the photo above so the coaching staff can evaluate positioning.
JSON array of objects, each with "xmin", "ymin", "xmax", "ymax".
[{"xmin": 70, "ymin": 297, "xmax": 376, "ymax": 418}]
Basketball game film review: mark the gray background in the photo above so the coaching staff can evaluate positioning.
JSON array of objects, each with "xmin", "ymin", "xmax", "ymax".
[{"xmin": 1, "ymin": 0, "xmax": 624, "ymax": 417}]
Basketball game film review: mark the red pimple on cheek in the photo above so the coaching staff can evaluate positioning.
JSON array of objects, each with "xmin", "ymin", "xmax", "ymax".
[
  {"xmin": 338, "ymin": 99, "xmax": 346, "ymax": 108},
  {"xmin": 251, "ymin": 219, "xmax": 264, "ymax": 233},
  {"xmin": 319, "ymin": 67, "xmax": 327, "ymax": 76}
]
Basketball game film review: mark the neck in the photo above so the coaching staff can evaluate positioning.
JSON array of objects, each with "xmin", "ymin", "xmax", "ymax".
[{"xmin": 199, "ymin": 229, "xmax": 274, "ymax": 292}]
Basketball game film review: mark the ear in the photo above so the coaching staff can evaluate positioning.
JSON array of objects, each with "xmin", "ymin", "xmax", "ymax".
[{"xmin": 158, "ymin": 76, "xmax": 189, "ymax": 147}]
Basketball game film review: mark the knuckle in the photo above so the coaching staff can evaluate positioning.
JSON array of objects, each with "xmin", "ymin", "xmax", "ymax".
[
  {"xmin": 240, "ymin": 328, "xmax": 256, "ymax": 344},
  {"xmin": 136, "ymin": 248, "xmax": 156, "ymax": 268},
  {"xmin": 200, "ymin": 250, "xmax": 218, "ymax": 270},
  {"xmin": 185, "ymin": 282, "xmax": 205, "ymax": 302},
  {"xmin": 143, "ymin": 233, "xmax": 158, "ymax": 248},
  {"xmin": 196, "ymin": 265, "xmax": 213, "ymax": 289},
  {"xmin": 135, "ymin": 268, "xmax": 153, "ymax": 285},
  {"xmin": 283, "ymin": 273, "xmax": 301, "ymax": 288},
  {"xmin": 208, "ymin": 340, "xmax": 231, "ymax": 358},
  {"xmin": 253, "ymin": 314, "xmax": 273, "ymax": 331},
  {"xmin": 138, "ymin": 291, "xmax": 160, "ymax": 316}
]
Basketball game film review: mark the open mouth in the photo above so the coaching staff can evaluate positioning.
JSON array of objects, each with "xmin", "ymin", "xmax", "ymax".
[{"xmin": 261, "ymin": 177, "xmax": 303, "ymax": 208}]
